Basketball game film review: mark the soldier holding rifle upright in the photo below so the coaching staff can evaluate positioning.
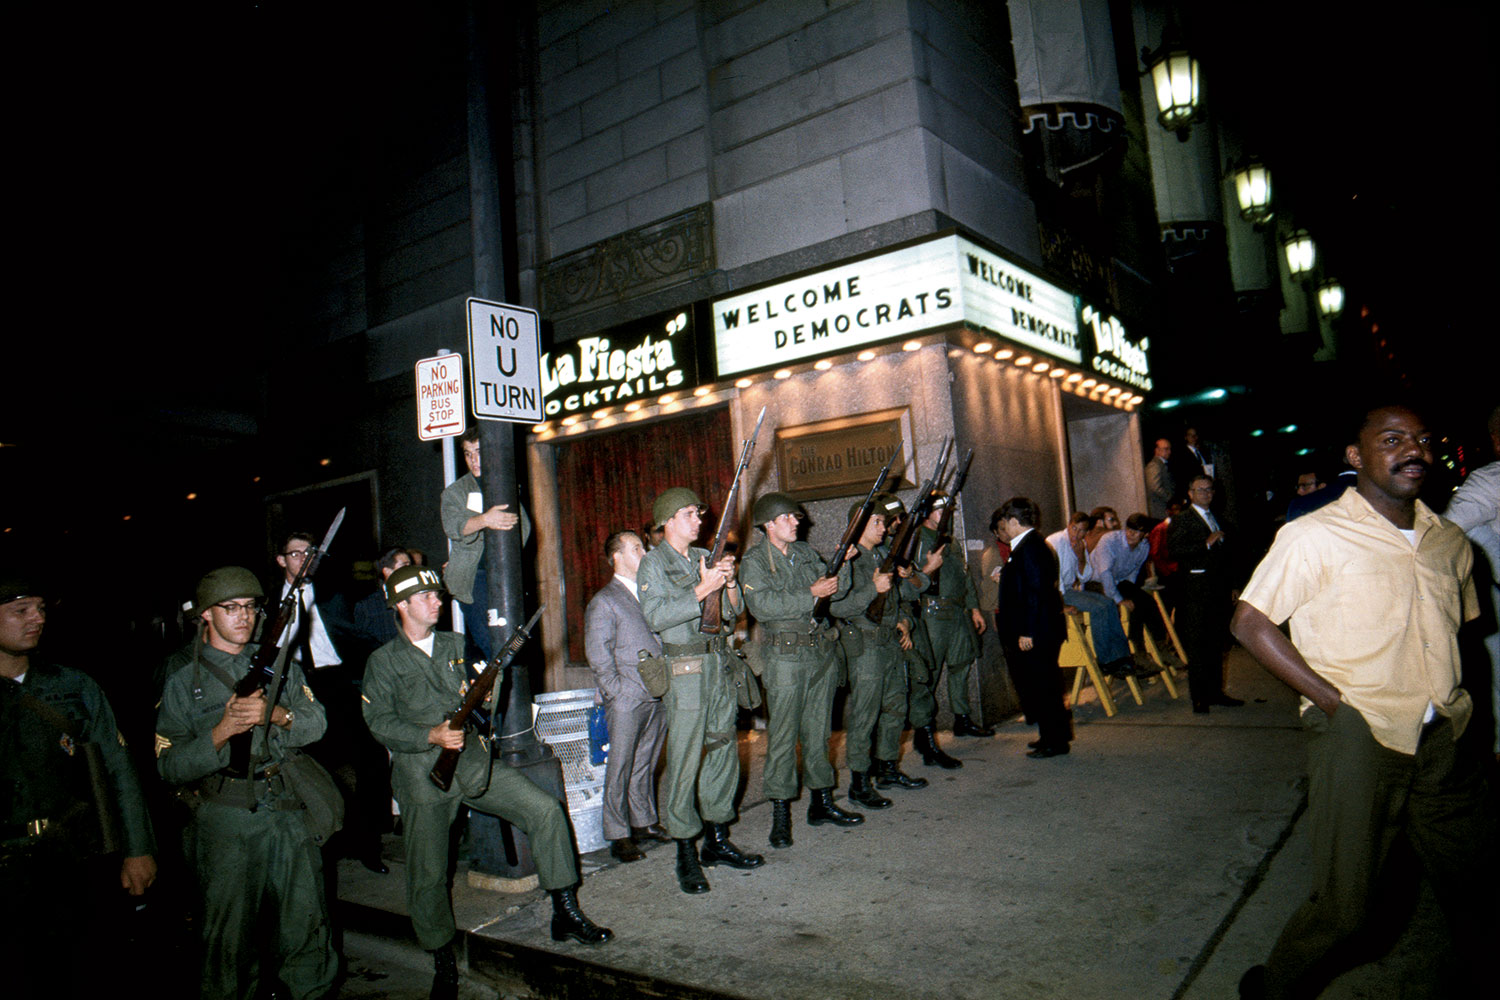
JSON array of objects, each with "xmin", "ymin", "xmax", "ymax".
[
  {"xmin": 155, "ymin": 566, "xmax": 336, "ymax": 1000},
  {"xmin": 831, "ymin": 493, "xmax": 931, "ymax": 807},
  {"xmin": 638, "ymin": 486, "xmax": 761, "ymax": 894},
  {"xmin": 912, "ymin": 490, "xmax": 992, "ymax": 740},
  {"xmin": 363, "ymin": 565, "xmax": 609, "ymax": 998},
  {"xmin": 740, "ymin": 491, "xmax": 860, "ymax": 850}
]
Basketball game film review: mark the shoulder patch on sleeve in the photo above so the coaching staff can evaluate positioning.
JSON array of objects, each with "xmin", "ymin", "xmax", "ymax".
[{"xmin": 154, "ymin": 733, "xmax": 172, "ymax": 758}]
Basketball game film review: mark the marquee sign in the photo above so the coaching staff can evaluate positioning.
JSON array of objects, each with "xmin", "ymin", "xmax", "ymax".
[{"xmin": 712, "ymin": 235, "xmax": 1081, "ymax": 376}]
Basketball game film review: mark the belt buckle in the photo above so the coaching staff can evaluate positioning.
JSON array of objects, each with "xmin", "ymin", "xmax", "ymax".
[{"xmin": 27, "ymin": 818, "xmax": 49, "ymax": 837}]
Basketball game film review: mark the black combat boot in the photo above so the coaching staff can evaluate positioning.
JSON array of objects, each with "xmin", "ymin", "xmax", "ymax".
[
  {"xmin": 848, "ymin": 771, "xmax": 892, "ymax": 809},
  {"xmin": 675, "ymin": 838, "xmax": 711, "ymax": 893},
  {"xmin": 952, "ymin": 713, "xmax": 996, "ymax": 738},
  {"xmin": 806, "ymin": 787, "xmax": 864, "ymax": 826},
  {"xmin": 550, "ymin": 886, "xmax": 613, "ymax": 944},
  {"xmin": 768, "ymin": 798, "xmax": 793, "ymax": 848},
  {"xmin": 699, "ymin": 822, "xmax": 765, "ymax": 869},
  {"xmin": 914, "ymin": 723, "xmax": 963, "ymax": 769},
  {"xmin": 429, "ymin": 941, "xmax": 459, "ymax": 1000},
  {"xmin": 873, "ymin": 758, "xmax": 928, "ymax": 789}
]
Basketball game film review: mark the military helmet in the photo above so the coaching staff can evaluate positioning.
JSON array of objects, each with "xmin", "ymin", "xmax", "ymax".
[
  {"xmin": 385, "ymin": 565, "xmax": 445, "ymax": 608},
  {"xmin": 874, "ymin": 492, "xmax": 905, "ymax": 519},
  {"xmin": 193, "ymin": 567, "xmax": 263, "ymax": 617},
  {"xmin": 928, "ymin": 489, "xmax": 952, "ymax": 510},
  {"xmin": 752, "ymin": 491, "xmax": 803, "ymax": 525},
  {"xmin": 0, "ymin": 571, "xmax": 41, "ymax": 606},
  {"xmin": 652, "ymin": 487, "xmax": 706, "ymax": 529}
]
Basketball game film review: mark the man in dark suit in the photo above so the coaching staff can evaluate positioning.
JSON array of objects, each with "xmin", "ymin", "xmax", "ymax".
[
  {"xmin": 995, "ymin": 498, "xmax": 1071, "ymax": 758},
  {"xmin": 584, "ymin": 530, "xmax": 668, "ymax": 863},
  {"xmin": 1168, "ymin": 476, "xmax": 1242, "ymax": 712}
]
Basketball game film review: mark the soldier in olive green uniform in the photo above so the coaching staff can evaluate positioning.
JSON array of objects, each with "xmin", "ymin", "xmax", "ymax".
[
  {"xmin": 637, "ymin": 487, "xmax": 762, "ymax": 894},
  {"xmin": 2, "ymin": 574, "xmax": 158, "ymax": 1000},
  {"xmin": 829, "ymin": 496, "xmax": 930, "ymax": 807},
  {"xmin": 155, "ymin": 567, "xmax": 337, "ymax": 1000},
  {"xmin": 363, "ymin": 566, "xmax": 608, "ymax": 994},
  {"xmin": 910, "ymin": 492, "xmax": 993, "ymax": 751},
  {"xmin": 740, "ymin": 492, "xmax": 862, "ymax": 848}
]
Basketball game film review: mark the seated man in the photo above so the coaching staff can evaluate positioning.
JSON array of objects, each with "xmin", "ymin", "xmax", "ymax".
[
  {"xmin": 1044, "ymin": 512, "xmax": 1148, "ymax": 678},
  {"xmin": 364, "ymin": 566, "xmax": 609, "ymax": 998},
  {"xmin": 1089, "ymin": 513, "xmax": 1167, "ymax": 658}
]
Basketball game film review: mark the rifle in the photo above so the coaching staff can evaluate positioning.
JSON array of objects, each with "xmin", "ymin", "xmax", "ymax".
[
  {"xmin": 699, "ymin": 405, "xmax": 767, "ymax": 635},
  {"xmin": 808, "ymin": 453, "xmax": 894, "ymax": 632},
  {"xmin": 227, "ymin": 508, "xmax": 345, "ymax": 778},
  {"xmin": 933, "ymin": 448, "xmax": 974, "ymax": 548},
  {"xmin": 864, "ymin": 438, "xmax": 952, "ymax": 624},
  {"xmin": 429, "ymin": 604, "xmax": 547, "ymax": 792}
]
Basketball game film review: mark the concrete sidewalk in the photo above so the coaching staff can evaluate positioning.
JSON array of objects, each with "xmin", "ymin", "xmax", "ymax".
[{"xmin": 336, "ymin": 650, "xmax": 1462, "ymax": 998}]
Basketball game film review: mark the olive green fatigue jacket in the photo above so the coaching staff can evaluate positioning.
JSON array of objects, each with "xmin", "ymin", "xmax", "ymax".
[
  {"xmin": 3, "ymin": 662, "xmax": 155, "ymax": 858},
  {"xmin": 739, "ymin": 539, "xmax": 852, "ymax": 628},
  {"xmin": 440, "ymin": 472, "xmax": 531, "ymax": 604},
  {"xmin": 156, "ymin": 640, "xmax": 327, "ymax": 788},
  {"xmin": 829, "ymin": 542, "xmax": 919, "ymax": 629},
  {"xmin": 362, "ymin": 630, "xmax": 496, "ymax": 803},
  {"xmin": 637, "ymin": 542, "xmax": 740, "ymax": 642}
]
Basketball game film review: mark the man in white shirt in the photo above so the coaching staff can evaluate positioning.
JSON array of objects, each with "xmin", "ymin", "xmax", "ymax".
[{"xmin": 1044, "ymin": 512, "xmax": 1142, "ymax": 677}]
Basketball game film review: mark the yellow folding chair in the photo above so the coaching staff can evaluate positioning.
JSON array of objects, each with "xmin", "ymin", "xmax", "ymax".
[
  {"xmin": 1120, "ymin": 603, "xmax": 1180, "ymax": 700},
  {"xmin": 1149, "ymin": 588, "xmax": 1189, "ymax": 667},
  {"xmin": 1057, "ymin": 611, "xmax": 1120, "ymax": 716}
]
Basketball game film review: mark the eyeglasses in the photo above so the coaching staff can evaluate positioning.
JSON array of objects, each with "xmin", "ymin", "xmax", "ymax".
[
  {"xmin": 215, "ymin": 600, "xmax": 262, "ymax": 618},
  {"xmin": 281, "ymin": 549, "xmax": 312, "ymax": 560}
]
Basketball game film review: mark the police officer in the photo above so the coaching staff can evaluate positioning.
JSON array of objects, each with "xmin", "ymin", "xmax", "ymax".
[
  {"xmin": 830, "ymin": 495, "xmax": 930, "ymax": 807},
  {"xmin": 155, "ymin": 567, "xmax": 337, "ymax": 1000},
  {"xmin": 637, "ymin": 487, "xmax": 762, "ymax": 893},
  {"xmin": 363, "ymin": 566, "xmax": 609, "ymax": 997},
  {"xmin": 2, "ymin": 573, "xmax": 158, "ymax": 1000},
  {"xmin": 911, "ymin": 491, "xmax": 992, "ymax": 749},
  {"xmin": 740, "ymin": 492, "xmax": 861, "ymax": 848}
]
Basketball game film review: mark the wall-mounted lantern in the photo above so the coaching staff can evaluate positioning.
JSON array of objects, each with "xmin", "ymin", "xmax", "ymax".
[
  {"xmin": 1142, "ymin": 39, "xmax": 1201, "ymax": 140},
  {"xmin": 1282, "ymin": 229, "xmax": 1316, "ymax": 278},
  {"xmin": 1317, "ymin": 279, "xmax": 1345, "ymax": 317},
  {"xmin": 1231, "ymin": 158, "xmax": 1274, "ymax": 226}
]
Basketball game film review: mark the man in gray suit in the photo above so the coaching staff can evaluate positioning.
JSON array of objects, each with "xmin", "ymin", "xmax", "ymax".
[{"xmin": 584, "ymin": 530, "xmax": 669, "ymax": 863}]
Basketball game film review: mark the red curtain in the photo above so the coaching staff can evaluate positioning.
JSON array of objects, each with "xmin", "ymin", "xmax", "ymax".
[{"xmin": 552, "ymin": 406, "xmax": 735, "ymax": 661}]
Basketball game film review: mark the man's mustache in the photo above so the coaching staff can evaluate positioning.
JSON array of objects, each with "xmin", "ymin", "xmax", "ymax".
[{"xmin": 1393, "ymin": 459, "xmax": 1430, "ymax": 473}]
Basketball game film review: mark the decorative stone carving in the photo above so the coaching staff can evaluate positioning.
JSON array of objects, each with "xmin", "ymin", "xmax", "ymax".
[{"xmin": 540, "ymin": 205, "xmax": 713, "ymax": 318}]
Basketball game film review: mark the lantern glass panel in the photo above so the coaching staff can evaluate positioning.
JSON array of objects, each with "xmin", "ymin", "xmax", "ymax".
[
  {"xmin": 1318, "ymin": 282, "xmax": 1344, "ymax": 316},
  {"xmin": 1234, "ymin": 164, "xmax": 1273, "ymax": 222},
  {"xmin": 1284, "ymin": 232, "xmax": 1316, "ymax": 276}
]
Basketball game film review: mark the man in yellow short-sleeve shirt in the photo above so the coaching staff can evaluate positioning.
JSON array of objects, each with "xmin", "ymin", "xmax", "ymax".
[{"xmin": 1230, "ymin": 404, "xmax": 1497, "ymax": 999}]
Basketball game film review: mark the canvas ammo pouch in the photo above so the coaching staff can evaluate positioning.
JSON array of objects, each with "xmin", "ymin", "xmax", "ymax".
[
  {"xmin": 636, "ymin": 649, "xmax": 671, "ymax": 698},
  {"xmin": 729, "ymin": 649, "xmax": 763, "ymax": 711},
  {"xmin": 277, "ymin": 751, "xmax": 345, "ymax": 845},
  {"xmin": 838, "ymin": 623, "xmax": 865, "ymax": 659}
]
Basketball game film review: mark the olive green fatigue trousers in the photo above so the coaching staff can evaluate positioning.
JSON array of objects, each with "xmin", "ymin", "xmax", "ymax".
[
  {"xmin": 192, "ymin": 799, "xmax": 337, "ymax": 1000},
  {"xmin": 921, "ymin": 610, "xmax": 979, "ymax": 718},
  {"xmin": 662, "ymin": 652, "xmax": 740, "ymax": 839},
  {"xmin": 762, "ymin": 641, "xmax": 838, "ymax": 800},
  {"xmin": 400, "ymin": 764, "xmax": 578, "ymax": 951},
  {"xmin": 843, "ymin": 627, "xmax": 906, "ymax": 774}
]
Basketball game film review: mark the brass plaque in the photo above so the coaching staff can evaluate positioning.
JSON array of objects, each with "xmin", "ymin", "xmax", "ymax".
[{"xmin": 775, "ymin": 407, "xmax": 913, "ymax": 501}]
